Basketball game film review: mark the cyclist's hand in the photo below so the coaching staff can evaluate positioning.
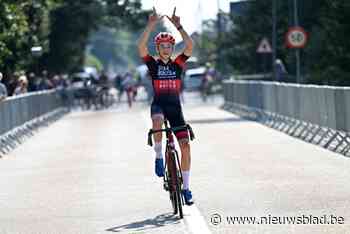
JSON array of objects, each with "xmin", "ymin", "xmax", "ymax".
[
  {"xmin": 148, "ymin": 7, "xmax": 162, "ymax": 26},
  {"xmin": 166, "ymin": 7, "xmax": 181, "ymax": 28}
]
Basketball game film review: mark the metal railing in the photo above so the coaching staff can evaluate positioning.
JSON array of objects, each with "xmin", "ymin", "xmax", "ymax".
[
  {"xmin": 0, "ymin": 90, "xmax": 71, "ymax": 156},
  {"xmin": 223, "ymin": 80, "xmax": 350, "ymax": 156}
]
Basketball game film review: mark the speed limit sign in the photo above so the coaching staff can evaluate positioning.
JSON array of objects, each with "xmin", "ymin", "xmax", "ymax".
[{"xmin": 286, "ymin": 27, "xmax": 308, "ymax": 48}]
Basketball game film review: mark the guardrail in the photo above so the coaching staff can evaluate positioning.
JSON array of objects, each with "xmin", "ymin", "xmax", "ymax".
[
  {"xmin": 0, "ymin": 89, "xmax": 71, "ymax": 157},
  {"xmin": 223, "ymin": 80, "xmax": 350, "ymax": 157}
]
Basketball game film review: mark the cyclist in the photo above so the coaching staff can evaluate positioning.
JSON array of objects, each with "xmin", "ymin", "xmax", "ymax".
[
  {"xmin": 138, "ymin": 7, "xmax": 194, "ymax": 205},
  {"xmin": 201, "ymin": 62, "xmax": 214, "ymax": 102},
  {"xmin": 122, "ymin": 72, "xmax": 137, "ymax": 108}
]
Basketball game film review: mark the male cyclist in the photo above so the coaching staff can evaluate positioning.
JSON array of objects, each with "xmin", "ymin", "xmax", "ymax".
[{"xmin": 138, "ymin": 7, "xmax": 194, "ymax": 205}]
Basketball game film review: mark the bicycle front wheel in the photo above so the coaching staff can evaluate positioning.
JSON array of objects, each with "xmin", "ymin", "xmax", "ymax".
[
  {"xmin": 174, "ymin": 170, "xmax": 183, "ymax": 219},
  {"xmin": 169, "ymin": 151, "xmax": 183, "ymax": 219}
]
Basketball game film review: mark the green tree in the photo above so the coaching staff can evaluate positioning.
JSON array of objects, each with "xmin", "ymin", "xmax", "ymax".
[
  {"xmin": 0, "ymin": 0, "xmax": 59, "ymax": 74},
  {"xmin": 46, "ymin": 0, "xmax": 147, "ymax": 74},
  {"xmin": 307, "ymin": 0, "xmax": 350, "ymax": 85},
  {"xmin": 196, "ymin": 20, "xmax": 217, "ymax": 66},
  {"xmin": 87, "ymin": 17, "xmax": 166, "ymax": 73},
  {"xmin": 201, "ymin": 0, "xmax": 350, "ymax": 85},
  {"xmin": 0, "ymin": 0, "xmax": 155, "ymax": 76},
  {"xmin": 0, "ymin": 1, "xmax": 30, "ymax": 73},
  {"xmin": 85, "ymin": 53, "xmax": 103, "ymax": 71}
]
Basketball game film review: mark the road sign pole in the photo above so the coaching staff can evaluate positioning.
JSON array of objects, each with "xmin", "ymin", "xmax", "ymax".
[
  {"xmin": 272, "ymin": 0, "xmax": 277, "ymax": 81},
  {"xmin": 294, "ymin": 0, "xmax": 301, "ymax": 83},
  {"xmin": 257, "ymin": 38, "xmax": 272, "ymax": 77},
  {"xmin": 296, "ymin": 49, "xmax": 301, "ymax": 83},
  {"xmin": 286, "ymin": 27, "xmax": 307, "ymax": 84}
]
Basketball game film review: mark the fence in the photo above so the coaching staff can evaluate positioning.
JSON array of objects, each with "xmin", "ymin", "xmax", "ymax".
[
  {"xmin": 0, "ymin": 90, "xmax": 70, "ymax": 156},
  {"xmin": 223, "ymin": 80, "xmax": 350, "ymax": 156}
]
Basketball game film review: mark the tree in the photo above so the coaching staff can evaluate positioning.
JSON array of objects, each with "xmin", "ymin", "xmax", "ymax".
[
  {"xmin": 46, "ymin": 0, "xmax": 147, "ymax": 74},
  {"xmin": 307, "ymin": 0, "xmax": 350, "ymax": 85},
  {"xmin": 196, "ymin": 20, "xmax": 217, "ymax": 66},
  {"xmin": 0, "ymin": 1, "xmax": 30, "ymax": 73},
  {"xmin": 200, "ymin": 0, "xmax": 350, "ymax": 85},
  {"xmin": 87, "ymin": 16, "xmax": 166, "ymax": 73},
  {"xmin": 0, "ymin": 0, "xmax": 158, "ymax": 76},
  {"xmin": 0, "ymin": 0, "xmax": 60, "ymax": 74}
]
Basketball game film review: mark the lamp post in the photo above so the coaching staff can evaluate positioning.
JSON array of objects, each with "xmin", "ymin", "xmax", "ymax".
[
  {"xmin": 31, "ymin": 46, "xmax": 42, "ymax": 76},
  {"xmin": 217, "ymin": 0, "xmax": 222, "ymax": 73}
]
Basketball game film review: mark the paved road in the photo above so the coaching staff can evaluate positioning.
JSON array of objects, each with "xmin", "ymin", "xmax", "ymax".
[{"xmin": 1, "ymin": 94, "xmax": 350, "ymax": 234}]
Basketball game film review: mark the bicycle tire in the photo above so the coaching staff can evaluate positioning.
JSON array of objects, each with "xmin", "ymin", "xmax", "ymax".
[
  {"xmin": 166, "ymin": 151, "xmax": 178, "ymax": 215},
  {"xmin": 168, "ymin": 150, "xmax": 183, "ymax": 219},
  {"xmin": 174, "ymin": 170, "xmax": 183, "ymax": 219}
]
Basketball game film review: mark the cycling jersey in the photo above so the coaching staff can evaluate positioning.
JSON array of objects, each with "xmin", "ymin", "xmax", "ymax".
[
  {"xmin": 143, "ymin": 53, "xmax": 189, "ymax": 141},
  {"xmin": 143, "ymin": 53, "xmax": 189, "ymax": 104}
]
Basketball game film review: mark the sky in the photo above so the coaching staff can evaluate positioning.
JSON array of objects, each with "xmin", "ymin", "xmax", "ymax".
[{"xmin": 141, "ymin": 0, "xmax": 235, "ymax": 41}]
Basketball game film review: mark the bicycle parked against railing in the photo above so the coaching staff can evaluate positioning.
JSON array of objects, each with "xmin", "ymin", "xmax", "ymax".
[{"xmin": 148, "ymin": 120, "xmax": 195, "ymax": 219}]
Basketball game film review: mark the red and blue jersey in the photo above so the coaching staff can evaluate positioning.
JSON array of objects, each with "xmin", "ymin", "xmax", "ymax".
[{"xmin": 143, "ymin": 53, "xmax": 189, "ymax": 104}]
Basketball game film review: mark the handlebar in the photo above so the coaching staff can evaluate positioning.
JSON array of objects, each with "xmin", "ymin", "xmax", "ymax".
[{"xmin": 147, "ymin": 124, "xmax": 195, "ymax": 147}]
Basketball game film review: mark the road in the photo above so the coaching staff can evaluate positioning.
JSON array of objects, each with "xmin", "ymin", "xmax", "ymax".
[{"xmin": 1, "ymin": 94, "xmax": 349, "ymax": 234}]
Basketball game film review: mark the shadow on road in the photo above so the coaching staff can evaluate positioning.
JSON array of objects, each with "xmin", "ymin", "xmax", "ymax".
[
  {"xmin": 187, "ymin": 117, "xmax": 248, "ymax": 125},
  {"xmin": 106, "ymin": 213, "xmax": 180, "ymax": 233}
]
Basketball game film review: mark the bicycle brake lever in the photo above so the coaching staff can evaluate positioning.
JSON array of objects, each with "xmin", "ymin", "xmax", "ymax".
[{"xmin": 187, "ymin": 125, "xmax": 195, "ymax": 141}]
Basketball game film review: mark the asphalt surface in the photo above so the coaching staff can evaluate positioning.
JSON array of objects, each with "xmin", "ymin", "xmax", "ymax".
[{"xmin": 1, "ymin": 93, "xmax": 350, "ymax": 234}]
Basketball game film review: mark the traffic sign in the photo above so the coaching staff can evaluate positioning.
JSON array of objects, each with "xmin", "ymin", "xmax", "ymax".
[
  {"xmin": 257, "ymin": 38, "xmax": 272, "ymax": 53},
  {"xmin": 286, "ymin": 27, "xmax": 308, "ymax": 48}
]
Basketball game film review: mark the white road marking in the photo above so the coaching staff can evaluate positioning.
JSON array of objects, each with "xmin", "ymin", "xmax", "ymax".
[{"xmin": 183, "ymin": 204, "xmax": 212, "ymax": 234}]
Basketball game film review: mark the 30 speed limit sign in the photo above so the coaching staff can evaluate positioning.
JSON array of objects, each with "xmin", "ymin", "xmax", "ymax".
[{"xmin": 286, "ymin": 27, "xmax": 308, "ymax": 48}]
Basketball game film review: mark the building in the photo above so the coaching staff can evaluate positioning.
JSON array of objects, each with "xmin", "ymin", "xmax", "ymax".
[{"xmin": 230, "ymin": 1, "xmax": 252, "ymax": 16}]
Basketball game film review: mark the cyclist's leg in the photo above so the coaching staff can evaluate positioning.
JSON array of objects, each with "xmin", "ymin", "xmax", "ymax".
[
  {"xmin": 164, "ymin": 104, "xmax": 193, "ymax": 205},
  {"xmin": 151, "ymin": 102, "xmax": 165, "ymax": 177},
  {"xmin": 126, "ymin": 88, "xmax": 133, "ymax": 107},
  {"xmin": 164, "ymin": 104, "xmax": 191, "ymax": 171},
  {"xmin": 118, "ymin": 87, "xmax": 123, "ymax": 102}
]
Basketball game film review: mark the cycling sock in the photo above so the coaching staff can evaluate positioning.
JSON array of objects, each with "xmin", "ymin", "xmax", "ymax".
[
  {"xmin": 182, "ymin": 170, "xmax": 190, "ymax": 190},
  {"xmin": 154, "ymin": 142, "xmax": 163, "ymax": 159}
]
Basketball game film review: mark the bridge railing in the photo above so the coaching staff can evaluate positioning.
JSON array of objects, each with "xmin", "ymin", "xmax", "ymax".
[
  {"xmin": 0, "ymin": 90, "xmax": 71, "ymax": 156},
  {"xmin": 223, "ymin": 80, "xmax": 350, "ymax": 156}
]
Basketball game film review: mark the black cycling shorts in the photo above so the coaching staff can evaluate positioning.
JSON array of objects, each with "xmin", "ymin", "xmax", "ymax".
[{"xmin": 150, "ymin": 101, "xmax": 189, "ymax": 141}]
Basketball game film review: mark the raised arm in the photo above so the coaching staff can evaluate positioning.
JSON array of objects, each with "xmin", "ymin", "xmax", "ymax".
[
  {"xmin": 138, "ymin": 7, "xmax": 162, "ymax": 58},
  {"xmin": 166, "ymin": 7, "xmax": 193, "ymax": 57}
]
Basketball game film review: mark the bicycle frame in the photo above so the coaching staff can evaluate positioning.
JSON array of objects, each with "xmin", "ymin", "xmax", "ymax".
[{"xmin": 147, "ymin": 119, "xmax": 195, "ymax": 218}]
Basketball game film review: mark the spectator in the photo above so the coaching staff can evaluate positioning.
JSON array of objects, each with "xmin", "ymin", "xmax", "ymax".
[
  {"xmin": 114, "ymin": 73, "xmax": 125, "ymax": 102},
  {"xmin": 0, "ymin": 72, "xmax": 8, "ymax": 101},
  {"xmin": 51, "ymin": 75, "xmax": 61, "ymax": 88},
  {"xmin": 99, "ymin": 71, "xmax": 109, "ymax": 87},
  {"xmin": 275, "ymin": 59, "xmax": 288, "ymax": 82},
  {"xmin": 56, "ymin": 74, "xmax": 71, "ymax": 109},
  {"xmin": 6, "ymin": 74, "xmax": 18, "ymax": 96},
  {"xmin": 37, "ymin": 70, "xmax": 54, "ymax": 91},
  {"xmin": 122, "ymin": 72, "xmax": 137, "ymax": 107},
  {"xmin": 27, "ymin": 72, "xmax": 37, "ymax": 92},
  {"xmin": 13, "ymin": 75, "xmax": 28, "ymax": 96}
]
